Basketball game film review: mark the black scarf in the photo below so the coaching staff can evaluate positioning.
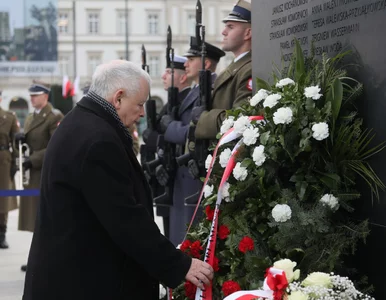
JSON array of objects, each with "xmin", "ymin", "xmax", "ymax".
[{"xmin": 87, "ymin": 91, "xmax": 132, "ymax": 143}]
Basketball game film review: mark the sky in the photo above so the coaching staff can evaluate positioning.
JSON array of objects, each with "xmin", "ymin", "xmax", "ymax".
[{"xmin": 0, "ymin": 0, "xmax": 56, "ymax": 35}]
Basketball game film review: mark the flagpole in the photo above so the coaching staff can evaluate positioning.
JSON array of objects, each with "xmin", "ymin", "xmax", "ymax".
[
  {"xmin": 125, "ymin": 0, "xmax": 129, "ymax": 60},
  {"xmin": 72, "ymin": 0, "xmax": 77, "ymax": 79}
]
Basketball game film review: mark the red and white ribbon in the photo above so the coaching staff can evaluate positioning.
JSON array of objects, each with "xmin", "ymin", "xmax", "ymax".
[
  {"xmin": 223, "ymin": 268, "xmax": 288, "ymax": 300},
  {"xmin": 193, "ymin": 116, "xmax": 264, "ymax": 300}
]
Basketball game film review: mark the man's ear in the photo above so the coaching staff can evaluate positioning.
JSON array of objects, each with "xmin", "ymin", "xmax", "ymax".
[
  {"xmin": 204, "ymin": 59, "xmax": 212, "ymax": 71},
  {"xmin": 245, "ymin": 26, "xmax": 252, "ymax": 41},
  {"xmin": 179, "ymin": 72, "xmax": 188, "ymax": 85},
  {"xmin": 111, "ymin": 89, "xmax": 124, "ymax": 108}
]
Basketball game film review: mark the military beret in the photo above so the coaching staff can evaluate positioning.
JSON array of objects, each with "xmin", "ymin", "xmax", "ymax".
[
  {"xmin": 223, "ymin": 0, "xmax": 251, "ymax": 23},
  {"xmin": 28, "ymin": 83, "xmax": 50, "ymax": 95},
  {"xmin": 167, "ymin": 54, "xmax": 187, "ymax": 70},
  {"xmin": 183, "ymin": 37, "xmax": 225, "ymax": 62}
]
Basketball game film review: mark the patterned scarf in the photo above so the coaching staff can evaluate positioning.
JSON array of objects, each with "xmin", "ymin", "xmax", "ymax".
[{"xmin": 87, "ymin": 91, "xmax": 132, "ymax": 143}]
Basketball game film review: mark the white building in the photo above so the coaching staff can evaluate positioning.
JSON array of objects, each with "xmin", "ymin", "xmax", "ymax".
[{"xmin": 0, "ymin": 0, "xmax": 235, "ymax": 125}]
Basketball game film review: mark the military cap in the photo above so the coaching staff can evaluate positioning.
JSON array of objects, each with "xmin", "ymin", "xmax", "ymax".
[
  {"xmin": 183, "ymin": 37, "xmax": 225, "ymax": 62},
  {"xmin": 28, "ymin": 83, "xmax": 50, "ymax": 95},
  {"xmin": 167, "ymin": 54, "xmax": 187, "ymax": 70},
  {"xmin": 223, "ymin": 0, "xmax": 251, "ymax": 23}
]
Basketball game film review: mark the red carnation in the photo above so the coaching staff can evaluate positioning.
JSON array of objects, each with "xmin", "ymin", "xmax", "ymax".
[
  {"xmin": 238, "ymin": 236, "xmax": 254, "ymax": 253},
  {"xmin": 180, "ymin": 240, "xmax": 192, "ymax": 252},
  {"xmin": 222, "ymin": 280, "xmax": 241, "ymax": 296},
  {"xmin": 184, "ymin": 281, "xmax": 197, "ymax": 299},
  {"xmin": 218, "ymin": 225, "xmax": 230, "ymax": 240},
  {"xmin": 205, "ymin": 205, "xmax": 215, "ymax": 221},
  {"xmin": 190, "ymin": 240, "xmax": 203, "ymax": 258},
  {"xmin": 213, "ymin": 256, "xmax": 220, "ymax": 272}
]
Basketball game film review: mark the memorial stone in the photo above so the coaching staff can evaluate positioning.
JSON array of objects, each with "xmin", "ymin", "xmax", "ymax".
[{"xmin": 252, "ymin": 1, "xmax": 386, "ymax": 298}]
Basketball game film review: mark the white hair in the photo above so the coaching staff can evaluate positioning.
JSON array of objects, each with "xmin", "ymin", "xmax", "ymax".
[{"xmin": 89, "ymin": 60, "xmax": 151, "ymax": 99}]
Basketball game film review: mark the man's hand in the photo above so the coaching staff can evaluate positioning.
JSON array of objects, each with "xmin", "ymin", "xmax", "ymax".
[
  {"xmin": 14, "ymin": 132, "xmax": 26, "ymax": 145},
  {"xmin": 22, "ymin": 158, "xmax": 32, "ymax": 171},
  {"xmin": 191, "ymin": 106, "xmax": 206, "ymax": 125},
  {"xmin": 159, "ymin": 115, "xmax": 173, "ymax": 134},
  {"xmin": 185, "ymin": 258, "xmax": 214, "ymax": 290}
]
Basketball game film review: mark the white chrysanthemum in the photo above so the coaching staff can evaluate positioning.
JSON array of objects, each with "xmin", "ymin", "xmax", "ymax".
[
  {"xmin": 304, "ymin": 85, "xmax": 322, "ymax": 100},
  {"xmin": 263, "ymin": 93, "xmax": 282, "ymax": 108},
  {"xmin": 220, "ymin": 116, "xmax": 235, "ymax": 134},
  {"xmin": 204, "ymin": 185, "xmax": 214, "ymax": 198},
  {"xmin": 320, "ymin": 194, "xmax": 339, "ymax": 210},
  {"xmin": 233, "ymin": 116, "xmax": 251, "ymax": 134},
  {"xmin": 276, "ymin": 78, "xmax": 295, "ymax": 88},
  {"xmin": 273, "ymin": 107, "xmax": 293, "ymax": 125},
  {"xmin": 243, "ymin": 127, "xmax": 260, "ymax": 146},
  {"xmin": 205, "ymin": 154, "xmax": 213, "ymax": 171},
  {"xmin": 232, "ymin": 162, "xmax": 248, "ymax": 181},
  {"xmin": 252, "ymin": 145, "xmax": 266, "ymax": 167},
  {"xmin": 219, "ymin": 148, "xmax": 232, "ymax": 168},
  {"xmin": 250, "ymin": 89, "xmax": 269, "ymax": 106},
  {"xmin": 312, "ymin": 122, "xmax": 329, "ymax": 141},
  {"xmin": 221, "ymin": 182, "xmax": 231, "ymax": 202},
  {"xmin": 272, "ymin": 204, "xmax": 292, "ymax": 222}
]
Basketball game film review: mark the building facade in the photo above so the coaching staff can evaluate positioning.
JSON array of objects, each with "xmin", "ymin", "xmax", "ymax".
[{"xmin": 0, "ymin": 0, "xmax": 235, "ymax": 117}]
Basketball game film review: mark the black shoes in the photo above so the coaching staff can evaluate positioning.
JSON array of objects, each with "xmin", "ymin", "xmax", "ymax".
[{"xmin": 0, "ymin": 232, "xmax": 8, "ymax": 249}]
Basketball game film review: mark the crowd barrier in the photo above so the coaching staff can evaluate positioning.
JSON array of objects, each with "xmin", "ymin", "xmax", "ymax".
[{"xmin": 0, "ymin": 189, "xmax": 40, "ymax": 197}]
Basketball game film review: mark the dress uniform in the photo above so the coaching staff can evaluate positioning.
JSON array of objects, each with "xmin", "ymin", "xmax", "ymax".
[
  {"xmin": 160, "ymin": 44, "xmax": 225, "ymax": 245},
  {"xmin": 0, "ymin": 90, "xmax": 20, "ymax": 248},
  {"xmin": 17, "ymin": 84, "xmax": 64, "ymax": 234},
  {"xmin": 195, "ymin": 0, "xmax": 253, "ymax": 140}
]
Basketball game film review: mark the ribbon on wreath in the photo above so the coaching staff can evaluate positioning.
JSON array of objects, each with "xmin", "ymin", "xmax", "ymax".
[
  {"xmin": 190, "ymin": 116, "xmax": 264, "ymax": 300},
  {"xmin": 223, "ymin": 267, "xmax": 289, "ymax": 300}
]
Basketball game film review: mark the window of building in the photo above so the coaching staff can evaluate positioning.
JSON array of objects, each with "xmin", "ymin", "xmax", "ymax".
[
  {"xmin": 88, "ymin": 12, "xmax": 100, "ymax": 34},
  {"xmin": 58, "ymin": 54, "xmax": 71, "ymax": 76},
  {"xmin": 149, "ymin": 55, "xmax": 160, "ymax": 77},
  {"xmin": 117, "ymin": 10, "xmax": 129, "ymax": 35},
  {"xmin": 88, "ymin": 53, "xmax": 102, "ymax": 76},
  {"xmin": 147, "ymin": 13, "xmax": 159, "ymax": 35},
  {"xmin": 187, "ymin": 11, "xmax": 195, "ymax": 36},
  {"xmin": 58, "ymin": 12, "xmax": 69, "ymax": 34}
]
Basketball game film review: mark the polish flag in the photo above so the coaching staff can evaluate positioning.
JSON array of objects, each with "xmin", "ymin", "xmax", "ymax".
[
  {"xmin": 62, "ymin": 75, "xmax": 72, "ymax": 98},
  {"xmin": 71, "ymin": 76, "xmax": 80, "ymax": 96}
]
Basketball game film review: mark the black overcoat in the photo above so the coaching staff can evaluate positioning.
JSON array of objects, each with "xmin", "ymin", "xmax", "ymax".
[{"xmin": 23, "ymin": 96, "xmax": 191, "ymax": 300}]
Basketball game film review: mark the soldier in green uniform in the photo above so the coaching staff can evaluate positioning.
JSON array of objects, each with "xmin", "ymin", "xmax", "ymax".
[
  {"xmin": 193, "ymin": 0, "xmax": 252, "ymax": 139},
  {"xmin": 0, "ymin": 90, "xmax": 20, "ymax": 249},
  {"xmin": 14, "ymin": 83, "xmax": 64, "ymax": 271}
]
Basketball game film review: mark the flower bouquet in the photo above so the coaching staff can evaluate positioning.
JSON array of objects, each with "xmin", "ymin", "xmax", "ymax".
[
  {"xmin": 171, "ymin": 40, "xmax": 384, "ymax": 300},
  {"xmin": 223, "ymin": 258, "xmax": 374, "ymax": 300}
]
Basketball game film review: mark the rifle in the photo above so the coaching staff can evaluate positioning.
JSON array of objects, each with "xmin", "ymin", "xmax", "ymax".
[
  {"xmin": 145, "ymin": 26, "xmax": 179, "ymax": 207},
  {"xmin": 140, "ymin": 44, "xmax": 157, "ymax": 180},
  {"xmin": 176, "ymin": 0, "xmax": 213, "ymax": 206}
]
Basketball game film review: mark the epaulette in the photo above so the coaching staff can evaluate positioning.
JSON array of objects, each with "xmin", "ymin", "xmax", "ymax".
[{"xmin": 52, "ymin": 108, "xmax": 62, "ymax": 116}]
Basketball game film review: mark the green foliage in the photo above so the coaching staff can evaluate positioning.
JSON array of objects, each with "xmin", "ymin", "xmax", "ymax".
[{"xmin": 172, "ymin": 39, "xmax": 384, "ymax": 300}]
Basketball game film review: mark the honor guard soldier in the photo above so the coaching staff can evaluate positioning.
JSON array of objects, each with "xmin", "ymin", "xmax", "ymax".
[
  {"xmin": 193, "ymin": 0, "xmax": 252, "ymax": 140},
  {"xmin": 14, "ymin": 83, "xmax": 64, "ymax": 271},
  {"xmin": 153, "ymin": 54, "xmax": 194, "ymax": 240},
  {"xmin": 0, "ymin": 90, "xmax": 20, "ymax": 249},
  {"xmin": 159, "ymin": 40, "xmax": 225, "ymax": 245}
]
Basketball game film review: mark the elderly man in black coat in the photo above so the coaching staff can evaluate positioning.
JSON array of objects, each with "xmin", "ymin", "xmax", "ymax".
[{"xmin": 23, "ymin": 60, "xmax": 213, "ymax": 300}]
